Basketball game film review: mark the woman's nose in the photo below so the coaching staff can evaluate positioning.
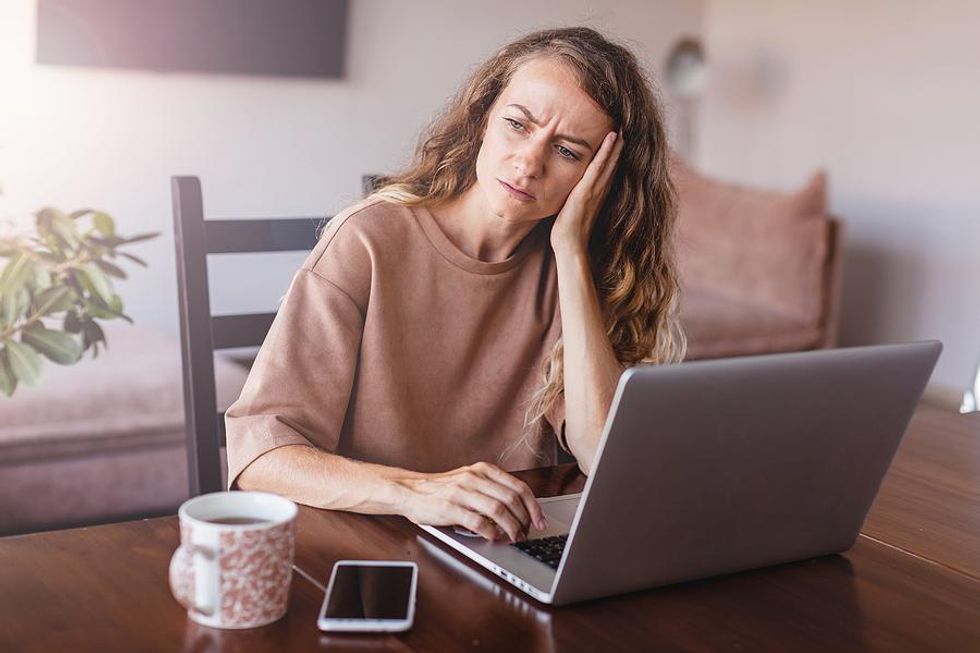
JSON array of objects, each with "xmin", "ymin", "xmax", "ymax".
[{"xmin": 513, "ymin": 140, "xmax": 546, "ymax": 179}]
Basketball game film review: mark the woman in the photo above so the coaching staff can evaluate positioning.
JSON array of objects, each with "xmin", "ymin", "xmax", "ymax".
[{"xmin": 226, "ymin": 27, "xmax": 685, "ymax": 544}]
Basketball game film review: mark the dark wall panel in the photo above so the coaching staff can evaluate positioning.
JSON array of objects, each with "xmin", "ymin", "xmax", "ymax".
[{"xmin": 37, "ymin": 0, "xmax": 348, "ymax": 78}]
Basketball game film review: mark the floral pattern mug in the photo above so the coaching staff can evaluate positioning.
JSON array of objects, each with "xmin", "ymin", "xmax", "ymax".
[{"xmin": 168, "ymin": 491, "xmax": 297, "ymax": 629}]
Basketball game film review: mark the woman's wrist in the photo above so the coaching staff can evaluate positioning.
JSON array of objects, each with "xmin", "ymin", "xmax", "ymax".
[
  {"xmin": 379, "ymin": 468, "xmax": 427, "ymax": 519},
  {"xmin": 552, "ymin": 239, "xmax": 589, "ymax": 264},
  {"xmin": 550, "ymin": 227, "xmax": 587, "ymax": 253},
  {"xmin": 553, "ymin": 246, "xmax": 592, "ymax": 280},
  {"xmin": 324, "ymin": 456, "xmax": 426, "ymax": 517}
]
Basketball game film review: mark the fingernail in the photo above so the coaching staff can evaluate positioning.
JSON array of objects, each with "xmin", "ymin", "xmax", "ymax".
[{"xmin": 610, "ymin": 132, "xmax": 618, "ymax": 143}]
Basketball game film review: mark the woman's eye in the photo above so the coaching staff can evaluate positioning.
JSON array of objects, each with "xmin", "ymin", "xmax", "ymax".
[
  {"xmin": 556, "ymin": 145, "xmax": 579, "ymax": 161},
  {"xmin": 504, "ymin": 117, "xmax": 525, "ymax": 132}
]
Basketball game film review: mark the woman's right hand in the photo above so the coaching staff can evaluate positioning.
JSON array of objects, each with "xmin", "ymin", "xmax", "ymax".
[{"xmin": 395, "ymin": 462, "xmax": 548, "ymax": 543}]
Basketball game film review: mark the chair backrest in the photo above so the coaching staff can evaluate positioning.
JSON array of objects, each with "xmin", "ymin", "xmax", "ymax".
[{"xmin": 171, "ymin": 176, "xmax": 324, "ymax": 496}]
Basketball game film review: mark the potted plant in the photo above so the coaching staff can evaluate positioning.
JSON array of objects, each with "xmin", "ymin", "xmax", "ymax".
[{"xmin": 0, "ymin": 208, "xmax": 159, "ymax": 397}]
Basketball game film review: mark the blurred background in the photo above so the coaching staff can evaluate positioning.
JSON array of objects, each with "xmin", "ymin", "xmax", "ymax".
[{"xmin": 1, "ymin": 0, "xmax": 978, "ymax": 533}]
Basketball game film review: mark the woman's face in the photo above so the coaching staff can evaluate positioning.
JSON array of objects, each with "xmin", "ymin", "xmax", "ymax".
[{"xmin": 474, "ymin": 57, "xmax": 613, "ymax": 224}]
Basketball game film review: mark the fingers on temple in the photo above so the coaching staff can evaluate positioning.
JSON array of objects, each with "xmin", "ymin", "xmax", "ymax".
[
  {"xmin": 583, "ymin": 132, "xmax": 615, "ymax": 181},
  {"xmin": 597, "ymin": 132, "xmax": 623, "ymax": 185},
  {"xmin": 582, "ymin": 131, "xmax": 621, "ymax": 195}
]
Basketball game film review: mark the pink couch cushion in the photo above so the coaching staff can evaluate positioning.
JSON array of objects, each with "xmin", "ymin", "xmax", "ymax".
[
  {"xmin": 1, "ymin": 445, "xmax": 190, "ymax": 534},
  {"xmin": 680, "ymin": 289, "xmax": 824, "ymax": 360},
  {"xmin": 673, "ymin": 159, "xmax": 830, "ymax": 328}
]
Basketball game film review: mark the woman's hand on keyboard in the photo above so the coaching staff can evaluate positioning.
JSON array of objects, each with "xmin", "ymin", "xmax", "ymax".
[{"xmin": 394, "ymin": 462, "xmax": 548, "ymax": 543}]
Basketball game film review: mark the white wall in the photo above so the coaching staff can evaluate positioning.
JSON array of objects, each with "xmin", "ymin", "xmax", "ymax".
[
  {"xmin": 698, "ymin": 0, "xmax": 980, "ymax": 395},
  {"xmin": 1, "ymin": 0, "xmax": 703, "ymax": 331}
]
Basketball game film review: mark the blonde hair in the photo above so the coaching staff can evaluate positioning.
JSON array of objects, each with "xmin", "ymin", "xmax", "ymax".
[{"xmin": 369, "ymin": 27, "xmax": 686, "ymax": 460}]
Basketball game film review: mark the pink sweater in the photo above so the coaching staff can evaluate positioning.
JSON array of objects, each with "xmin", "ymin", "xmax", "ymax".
[{"xmin": 225, "ymin": 198, "xmax": 566, "ymax": 488}]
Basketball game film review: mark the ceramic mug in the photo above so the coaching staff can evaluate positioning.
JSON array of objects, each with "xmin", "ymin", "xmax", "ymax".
[{"xmin": 168, "ymin": 491, "xmax": 298, "ymax": 629}]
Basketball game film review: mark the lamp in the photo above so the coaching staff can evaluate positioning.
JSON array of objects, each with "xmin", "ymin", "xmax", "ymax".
[{"xmin": 664, "ymin": 37, "xmax": 707, "ymax": 161}]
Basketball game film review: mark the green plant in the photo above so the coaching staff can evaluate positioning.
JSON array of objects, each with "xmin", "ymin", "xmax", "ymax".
[{"xmin": 0, "ymin": 208, "xmax": 159, "ymax": 397}]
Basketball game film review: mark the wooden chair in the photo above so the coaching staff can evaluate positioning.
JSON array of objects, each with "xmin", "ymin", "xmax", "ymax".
[{"xmin": 171, "ymin": 176, "xmax": 324, "ymax": 496}]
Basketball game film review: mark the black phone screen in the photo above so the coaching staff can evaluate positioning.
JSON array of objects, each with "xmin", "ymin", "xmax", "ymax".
[{"xmin": 323, "ymin": 565, "xmax": 414, "ymax": 620}]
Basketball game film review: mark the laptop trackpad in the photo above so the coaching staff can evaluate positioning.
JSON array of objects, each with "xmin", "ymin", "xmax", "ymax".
[
  {"xmin": 540, "ymin": 493, "xmax": 581, "ymax": 529},
  {"xmin": 450, "ymin": 494, "xmax": 581, "ymax": 538}
]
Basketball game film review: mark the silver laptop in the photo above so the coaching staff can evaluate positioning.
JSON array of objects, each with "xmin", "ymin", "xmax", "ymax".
[{"xmin": 420, "ymin": 341, "xmax": 942, "ymax": 605}]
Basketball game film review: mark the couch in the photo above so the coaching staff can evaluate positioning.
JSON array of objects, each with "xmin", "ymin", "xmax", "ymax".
[
  {"xmin": 673, "ymin": 158, "xmax": 842, "ymax": 359},
  {"xmin": 0, "ymin": 322, "xmax": 248, "ymax": 535},
  {"xmin": 0, "ymin": 167, "xmax": 841, "ymax": 534}
]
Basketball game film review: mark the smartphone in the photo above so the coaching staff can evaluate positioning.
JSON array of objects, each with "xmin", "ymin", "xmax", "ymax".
[{"xmin": 316, "ymin": 560, "xmax": 418, "ymax": 632}]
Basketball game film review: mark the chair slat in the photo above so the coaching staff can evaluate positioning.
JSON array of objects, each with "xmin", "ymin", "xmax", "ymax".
[
  {"xmin": 205, "ymin": 218, "xmax": 323, "ymax": 254},
  {"xmin": 173, "ymin": 176, "xmax": 224, "ymax": 495},
  {"xmin": 212, "ymin": 313, "xmax": 277, "ymax": 350},
  {"xmin": 172, "ymin": 175, "xmax": 334, "ymax": 497},
  {"xmin": 217, "ymin": 413, "xmax": 227, "ymax": 448}
]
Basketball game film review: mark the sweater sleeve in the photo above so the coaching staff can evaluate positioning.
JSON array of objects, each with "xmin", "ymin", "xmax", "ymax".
[{"xmin": 224, "ymin": 268, "xmax": 364, "ymax": 489}]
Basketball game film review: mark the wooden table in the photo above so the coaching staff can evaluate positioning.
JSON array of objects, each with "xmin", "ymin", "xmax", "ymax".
[{"xmin": 1, "ymin": 404, "xmax": 978, "ymax": 652}]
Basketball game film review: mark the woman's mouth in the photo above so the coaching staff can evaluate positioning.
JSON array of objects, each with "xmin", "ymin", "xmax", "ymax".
[{"xmin": 498, "ymin": 179, "xmax": 535, "ymax": 202}]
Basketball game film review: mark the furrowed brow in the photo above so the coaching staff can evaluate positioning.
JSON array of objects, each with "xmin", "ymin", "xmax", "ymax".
[{"xmin": 507, "ymin": 104, "xmax": 594, "ymax": 152}]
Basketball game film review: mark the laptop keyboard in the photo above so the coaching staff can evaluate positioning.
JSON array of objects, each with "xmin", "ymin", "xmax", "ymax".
[{"xmin": 511, "ymin": 534, "xmax": 568, "ymax": 569}]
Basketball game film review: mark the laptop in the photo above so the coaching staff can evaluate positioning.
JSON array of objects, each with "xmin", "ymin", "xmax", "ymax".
[{"xmin": 419, "ymin": 341, "xmax": 942, "ymax": 605}]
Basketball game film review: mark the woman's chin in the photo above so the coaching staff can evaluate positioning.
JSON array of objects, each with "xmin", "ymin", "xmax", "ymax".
[{"xmin": 490, "ymin": 201, "xmax": 552, "ymax": 225}]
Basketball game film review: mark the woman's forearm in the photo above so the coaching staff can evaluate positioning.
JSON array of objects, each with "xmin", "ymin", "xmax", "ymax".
[
  {"xmin": 234, "ymin": 443, "xmax": 548, "ymax": 542},
  {"xmin": 236, "ymin": 444, "xmax": 422, "ymax": 515},
  {"xmin": 554, "ymin": 248, "xmax": 624, "ymax": 475}
]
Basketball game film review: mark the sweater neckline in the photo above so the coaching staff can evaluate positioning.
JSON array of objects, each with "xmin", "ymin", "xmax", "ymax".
[{"xmin": 412, "ymin": 203, "xmax": 547, "ymax": 275}]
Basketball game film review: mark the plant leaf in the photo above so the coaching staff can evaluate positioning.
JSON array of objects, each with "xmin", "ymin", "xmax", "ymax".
[
  {"xmin": 5, "ymin": 339, "xmax": 42, "ymax": 387},
  {"xmin": 81, "ymin": 238, "xmax": 108, "ymax": 258},
  {"xmin": 1, "ymin": 288, "xmax": 30, "ymax": 325},
  {"xmin": 78, "ymin": 263, "xmax": 114, "ymax": 303},
  {"xmin": 119, "ymin": 252, "xmax": 148, "ymax": 267},
  {"xmin": 89, "ymin": 235, "xmax": 125, "ymax": 249},
  {"xmin": 38, "ymin": 208, "xmax": 81, "ymax": 251},
  {"xmin": 93, "ymin": 212, "xmax": 116, "ymax": 237},
  {"xmin": 108, "ymin": 294, "xmax": 123, "ymax": 313},
  {"xmin": 33, "ymin": 286, "xmax": 76, "ymax": 316},
  {"xmin": 81, "ymin": 297, "xmax": 115, "ymax": 320},
  {"xmin": 0, "ymin": 347, "xmax": 17, "ymax": 397},
  {"xmin": 32, "ymin": 263, "xmax": 52, "ymax": 289},
  {"xmin": 22, "ymin": 323, "xmax": 82, "ymax": 365},
  {"xmin": 52, "ymin": 212, "xmax": 81, "ymax": 247},
  {"xmin": 40, "ymin": 233, "xmax": 66, "ymax": 258},
  {"xmin": 0, "ymin": 253, "xmax": 36, "ymax": 295},
  {"xmin": 0, "ymin": 293, "xmax": 10, "ymax": 328},
  {"xmin": 69, "ymin": 209, "xmax": 95, "ymax": 220},
  {"xmin": 119, "ymin": 232, "xmax": 160, "ymax": 245},
  {"xmin": 95, "ymin": 259, "xmax": 127, "ymax": 280},
  {"xmin": 36, "ymin": 207, "xmax": 66, "ymax": 222},
  {"xmin": 82, "ymin": 319, "xmax": 106, "ymax": 351},
  {"xmin": 64, "ymin": 310, "xmax": 83, "ymax": 333}
]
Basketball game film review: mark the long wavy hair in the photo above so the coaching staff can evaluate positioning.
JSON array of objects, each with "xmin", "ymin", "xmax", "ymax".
[{"xmin": 370, "ymin": 27, "xmax": 686, "ymax": 456}]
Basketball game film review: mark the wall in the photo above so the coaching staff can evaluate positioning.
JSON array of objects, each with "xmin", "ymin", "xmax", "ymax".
[
  {"xmin": 698, "ymin": 0, "xmax": 980, "ymax": 395},
  {"xmin": 0, "ymin": 0, "xmax": 703, "ymax": 330}
]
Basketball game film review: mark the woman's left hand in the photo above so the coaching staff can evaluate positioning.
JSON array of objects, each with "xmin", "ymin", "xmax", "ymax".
[{"xmin": 550, "ymin": 130, "xmax": 625, "ymax": 255}]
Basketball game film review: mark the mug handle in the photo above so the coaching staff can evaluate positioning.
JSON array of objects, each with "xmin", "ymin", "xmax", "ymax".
[
  {"xmin": 169, "ymin": 544, "xmax": 219, "ymax": 617},
  {"xmin": 188, "ymin": 544, "xmax": 219, "ymax": 617}
]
